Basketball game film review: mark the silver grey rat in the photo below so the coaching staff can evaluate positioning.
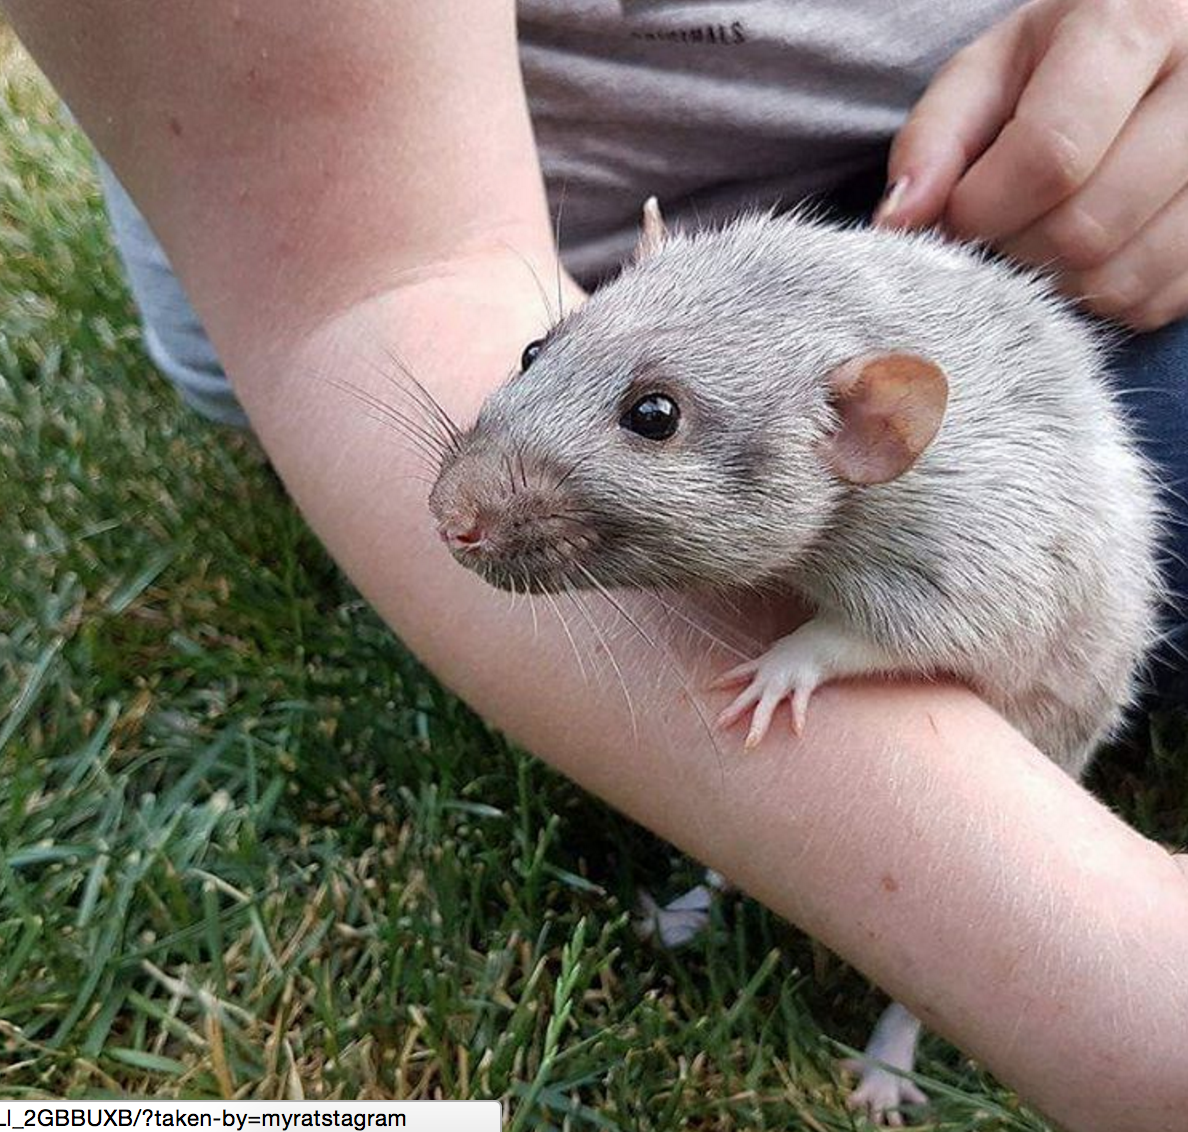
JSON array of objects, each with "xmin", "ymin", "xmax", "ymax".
[{"xmin": 427, "ymin": 201, "xmax": 1163, "ymax": 1122}]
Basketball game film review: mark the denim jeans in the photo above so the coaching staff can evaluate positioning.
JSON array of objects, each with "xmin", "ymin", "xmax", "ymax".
[{"xmin": 1112, "ymin": 322, "xmax": 1188, "ymax": 703}]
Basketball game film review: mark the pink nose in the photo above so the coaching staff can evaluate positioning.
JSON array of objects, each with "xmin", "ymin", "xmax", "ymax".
[{"xmin": 439, "ymin": 521, "xmax": 485, "ymax": 552}]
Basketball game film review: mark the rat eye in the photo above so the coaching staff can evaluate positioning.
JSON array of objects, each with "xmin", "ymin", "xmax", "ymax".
[
  {"xmin": 520, "ymin": 339, "xmax": 544, "ymax": 372},
  {"xmin": 621, "ymin": 393, "xmax": 680, "ymax": 441}
]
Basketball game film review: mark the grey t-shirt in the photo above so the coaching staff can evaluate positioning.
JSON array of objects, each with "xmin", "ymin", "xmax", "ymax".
[
  {"xmin": 520, "ymin": 0, "xmax": 1022, "ymax": 279},
  {"xmin": 100, "ymin": 0, "xmax": 1026, "ymax": 422}
]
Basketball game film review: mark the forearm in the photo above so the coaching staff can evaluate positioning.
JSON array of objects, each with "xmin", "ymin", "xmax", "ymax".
[{"xmin": 251, "ymin": 272, "xmax": 1188, "ymax": 1132}]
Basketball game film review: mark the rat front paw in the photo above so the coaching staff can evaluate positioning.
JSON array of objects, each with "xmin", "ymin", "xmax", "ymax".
[
  {"xmin": 712, "ymin": 630, "xmax": 826, "ymax": 748},
  {"xmin": 712, "ymin": 617, "xmax": 898, "ymax": 749},
  {"xmin": 842, "ymin": 1062, "xmax": 928, "ymax": 1127}
]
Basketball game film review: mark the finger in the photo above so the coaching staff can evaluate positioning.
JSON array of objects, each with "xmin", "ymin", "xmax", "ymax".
[
  {"xmin": 902, "ymin": 1082, "xmax": 929, "ymax": 1106},
  {"xmin": 708, "ymin": 660, "xmax": 757, "ymax": 690},
  {"xmin": 716, "ymin": 685, "xmax": 760, "ymax": 730},
  {"xmin": 1120, "ymin": 270, "xmax": 1188, "ymax": 333},
  {"xmin": 876, "ymin": 12, "xmax": 1033, "ymax": 230},
  {"xmin": 947, "ymin": 2, "xmax": 1170, "ymax": 242},
  {"xmin": 1004, "ymin": 65, "xmax": 1188, "ymax": 271},
  {"xmin": 790, "ymin": 683, "xmax": 813, "ymax": 735},
  {"xmin": 744, "ymin": 688, "xmax": 783, "ymax": 749},
  {"xmin": 1066, "ymin": 183, "xmax": 1188, "ymax": 322}
]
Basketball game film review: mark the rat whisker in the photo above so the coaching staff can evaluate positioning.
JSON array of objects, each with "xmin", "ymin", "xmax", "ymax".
[
  {"xmin": 363, "ymin": 418, "xmax": 447, "ymax": 473},
  {"xmin": 548, "ymin": 508, "xmax": 602, "ymax": 520},
  {"xmin": 544, "ymin": 588, "xmax": 590, "ymax": 684},
  {"xmin": 503, "ymin": 453, "xmax": 519, "ymax": 497},
  {"xmin": 525, "ymin": 572, "xmax": 540, "ymax": 639},
  {"xmin": 379, "ymin": 344, "xmax": 463, "ymax": 436},
  {"xmin": 654, "ymin": 583, "xmax": 763, "ymax": 648},
  {"xmin": 1111, "ymin": 385, "xmax": 1178, "ymax": 399},
  {"xmin": 565, "ymin": 588, "xmax": 639, "ymax": 749},
  {"xmin": 352, "ymin": 409, "xmax": 439, "ymax": 467},
  {"xmin": 352, "ymin": 423, "xmax": 440, "ymax": 482},
  {"xmin": 378, "ymin": 345, "xmax": 465, "ymax": 453},
  {"xmin": 352, "ymin": 406, "xmax": 449, "ymax": 472},
  {"xmin": 554, "ymin": 178, "xmax": 569, "ymax": 321},
  {"xmin": 575, "ymin": 565, "xmax": 725, "ymax": 770},
  {"xmin": 352, "ymin": 348, "xmax": 458, "ymax": 454},
  {"xmin": 554, "ymin": 534, "xmax": 584, "ymax": 563},
  {"xmin": 333, "ymin": 379, "xmax": 451, "ymax": 463},
  {"xmin": 515, "ymin": 445, "xmax": 530, "ymax": 492},
  {"xmin": 575, "ymin": 564, "xmax": 660, "ymax": 649},
  {"xmin": 554, "ymin": 452, "xmax": 598, "ymax": 490},
  {"xmin": 645, "ymin": 589, "xmax": 754, "ymax": 660},
  {"xmin": 494, "ymin": 237, "xmax": 558, "ymax": 327},
  {"xmin": 366, "ymin": 409, "xmax": 449, "ymax": 463}
]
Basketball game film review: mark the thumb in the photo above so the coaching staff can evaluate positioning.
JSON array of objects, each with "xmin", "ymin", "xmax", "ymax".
[{"xmin": 876, "ymin": 12, "xmax": 1034, "ymax": 231}]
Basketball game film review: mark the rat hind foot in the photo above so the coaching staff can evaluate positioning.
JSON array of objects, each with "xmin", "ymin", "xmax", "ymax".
[
  {"xmin": 841, "ymin": 1002, "xmax": 927, "ymax": 1127},
  {"xmin": 843, "ymin": 1065, "xmax": 928, "ymax": 1128},
  {"xmin": 712, "ymin": 617, "xmax": 896, "ymax": 748}
]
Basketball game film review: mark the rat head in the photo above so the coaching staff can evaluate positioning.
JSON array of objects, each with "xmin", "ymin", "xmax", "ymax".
[{"xmin": 429, "ymin": 201, "xmax": 948, "ymax": 594}]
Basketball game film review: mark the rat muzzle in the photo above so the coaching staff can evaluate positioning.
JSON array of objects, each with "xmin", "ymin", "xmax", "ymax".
[{"xmin": 429, "ymin": 442, "xmax": 600, "ymax": 593}]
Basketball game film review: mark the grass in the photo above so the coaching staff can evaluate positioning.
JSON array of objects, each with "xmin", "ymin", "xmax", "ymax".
[{"xmin": 1, "ymin": 28, "xmax": 1185, "ymax": 1129}]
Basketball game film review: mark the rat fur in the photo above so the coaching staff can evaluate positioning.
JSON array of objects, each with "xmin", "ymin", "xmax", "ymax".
[
  {"xmin": 428, "ymin": 206, "xmax": 1165, "ymax": 1124},
  {"xmin": 430, "ymin": 208, "xmax": 1163, "ymax": 777}
]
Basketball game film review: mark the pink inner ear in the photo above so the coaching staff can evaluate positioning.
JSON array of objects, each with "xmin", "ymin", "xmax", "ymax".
[{"xmin": 823, "ymin": 353, "xmax": 948, "ymax": 485}]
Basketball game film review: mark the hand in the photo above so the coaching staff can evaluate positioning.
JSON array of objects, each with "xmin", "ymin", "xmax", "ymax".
[{"xmin": 876, "ymin": 0, "xmax": 1188, "ymax": 331}]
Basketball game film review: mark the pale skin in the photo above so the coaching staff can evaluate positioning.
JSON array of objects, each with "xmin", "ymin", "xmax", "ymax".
[{"xmin": 5, "ymin": 1, "xmax": 1188, "ymax": 1129}]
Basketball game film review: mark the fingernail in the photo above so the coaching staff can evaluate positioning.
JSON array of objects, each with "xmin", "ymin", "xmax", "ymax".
[{"xmin": 874, "ymin": 176, "xmax": 911, "ymax": 226}]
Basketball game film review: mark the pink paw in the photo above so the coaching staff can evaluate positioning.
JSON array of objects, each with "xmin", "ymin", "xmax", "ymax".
[
  {"xmin": 841, "ymin": 1061, "xmax": 928, "ymax": 1127},
  {"xmin": 711, "ymin": 638, "xmax": 824, "ymax": 748}
]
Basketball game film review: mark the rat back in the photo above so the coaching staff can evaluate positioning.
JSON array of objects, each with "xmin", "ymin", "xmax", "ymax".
[
  {"xmin": 735, "ymin": 219, "xmax": 1164, "ymax": 775},
  {"xmin": 578, "ymin": 214, "xmax": 1163, "ymax": 774}
]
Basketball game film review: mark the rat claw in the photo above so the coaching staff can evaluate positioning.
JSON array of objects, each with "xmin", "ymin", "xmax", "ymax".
[
  {"xmin": 790, "ymin": 684, "xmax": 813, "ymax": 734},
  {"xmin": 709, "ymin": 661, "xmax": 757, "ymax": 691},
  {"xmin": 846, "ymin": 1065, "xmax": 927, "ymax": 1127},
  {"xmin": 744, "ymin": 689, "xmax": 782, "ymax": 749},
  {"xmin": 901, "ymin": 1082, "xmax": 928, "ymax": 1107},
  {"xmin": 716, "ymin": 685, "xmax": 760, "ymax": 730}
]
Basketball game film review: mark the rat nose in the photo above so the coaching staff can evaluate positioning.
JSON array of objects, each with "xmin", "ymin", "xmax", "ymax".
[{"xmin": 438, "ymin": 519, "xmax": 486, "ymax": 552}]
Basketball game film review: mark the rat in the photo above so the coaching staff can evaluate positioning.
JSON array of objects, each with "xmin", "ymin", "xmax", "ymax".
[{"xmin": 427, "ymin": 199, "xmax": 1164, "ymax": 1123}]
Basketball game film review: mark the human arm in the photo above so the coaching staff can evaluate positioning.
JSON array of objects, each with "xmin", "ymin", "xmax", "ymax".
[
  {"xmin": 877, "ymin": 0, "xmax": 1188, "ymax": 331},
  {"xmin": 4, "ymin": 0, "xmax": 562, "ymax": 363},
  {"xmin": 4, "ymin": 2, "xmax": 1188, "ymax": 1127}
]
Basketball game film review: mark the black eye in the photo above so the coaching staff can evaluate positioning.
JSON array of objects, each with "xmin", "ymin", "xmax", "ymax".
[
  {"xmin": 520, "ymin": 339, "xmax": 544, "ymax": 372},
  {"xmin": 621, "ymin": 393, "xmax": 680, "ymax": 441}
]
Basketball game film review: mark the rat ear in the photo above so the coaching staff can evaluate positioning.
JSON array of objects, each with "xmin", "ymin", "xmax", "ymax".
[
  {"xmin": 822, "ymin": 353, "xmax": 948, "ymax": 485},
  {"xmin": 634, "ymin": 196, "xmax": 668, "ymax": 261}
]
